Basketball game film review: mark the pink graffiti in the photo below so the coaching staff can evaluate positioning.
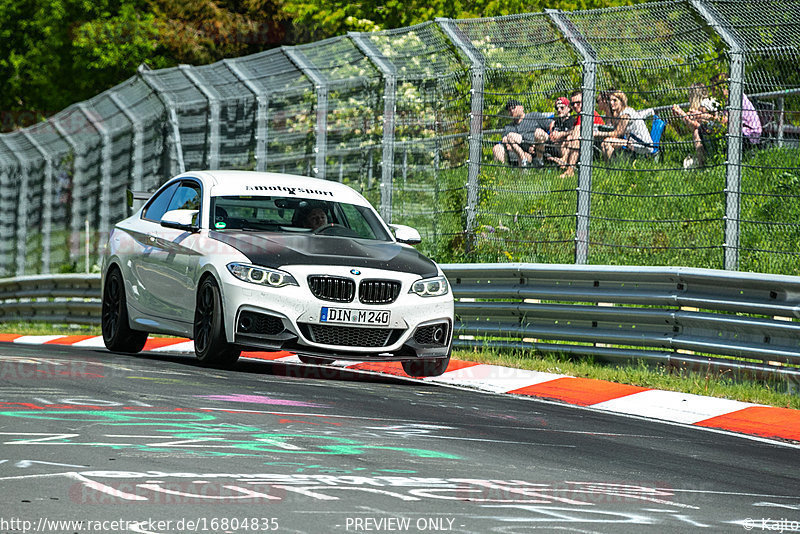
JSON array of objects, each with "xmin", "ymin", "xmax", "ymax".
[{"xmin": 196, "ymin": 394, "xmax": 326, "ymax": 408}]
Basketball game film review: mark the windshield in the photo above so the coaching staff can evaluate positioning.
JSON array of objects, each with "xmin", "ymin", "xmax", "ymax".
[{"xmin": 209, "ymin": 195, "xmax": 392, "ymax": 241}]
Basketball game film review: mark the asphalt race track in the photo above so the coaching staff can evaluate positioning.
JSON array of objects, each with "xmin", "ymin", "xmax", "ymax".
[{"xmin": 0, "ymin": 342, "xmax": 798, "ymax": 534}]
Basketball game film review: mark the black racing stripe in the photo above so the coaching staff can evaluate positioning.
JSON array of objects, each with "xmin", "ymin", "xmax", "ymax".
[{"xmin": 209, "ymin": 231, "xmax": 439, "ymax": 278}]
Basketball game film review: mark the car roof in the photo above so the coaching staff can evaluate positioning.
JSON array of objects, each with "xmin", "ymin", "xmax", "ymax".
[{"xmin": 183, "ymin": 170, "xmax": 371, "ymax": 207}]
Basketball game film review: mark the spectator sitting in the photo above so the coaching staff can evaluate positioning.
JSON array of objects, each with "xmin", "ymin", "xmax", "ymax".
[
  {"xmin": 711, "ymin": 72, "xmax": 762, "ymax": 146},
  {"xmin": 544, "ymin": 97, "xmax": 576, "ymax": 167},
  {"xmin": 557, "ymin": 89, "xmax": 607, "ymax": 177},
  {"xmin": 672, "ymin": 84, "xmax": 722, "ymax": 168},
  {"xmin": 596, "ymin": 90, "xmax": 653, "ymax": 160},
  {"xmin": 492, "ymin": 99, "xmax": 551, "ymax": 168}
]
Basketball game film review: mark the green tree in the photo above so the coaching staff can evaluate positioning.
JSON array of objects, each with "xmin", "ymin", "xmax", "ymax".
[
  {"xmin": 0, "ymin": 0, "xmax": 288, "ymax": 131},
  {"xmin": 282, "ymin": 0, "xmax": 641, "ymax": 42},
  {"xmin": 0, "ymin": 0, "xmax": 646, "ymax": 131}
]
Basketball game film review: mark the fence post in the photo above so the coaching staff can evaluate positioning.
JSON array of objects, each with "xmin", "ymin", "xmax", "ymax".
[
  {"xmin": 109, "ymin": 93, "xmax": 144, "ymax": 195},
  {"xmin": 350, "ymin": 32, "xmax": 397, "ymax": 223},
  {"xmin": 283, "ymin": 47, "xmax": 328, "ymax": 181},
  {"xmin": 548, "ymin": 9, "xmax": 598, "ymax": 265},
  {"xmin": 690, "ymin": 0, "xmax": 745, "ymax": 271},
  {"xmin": 78, "ymin": 103, "xmax": 112, "ymax": 261},
  {"xmin": 180, "ymin": 65, "xmax": 221, "ymax": 170},
  {"xmin": 3, "ymin": 137, "xmax": 31, "ymax": 276},
  {"xmin": 224, "ymin": 59, "xmax": 269, "ymax": 172},
  {"xmin": 437, "ymin": 18, "xmax": 485, "ymax": 253},
  {"xmin": 0, "ymin": 138, "xmax": 21, "ymax": 276},
  {"xmin": 22, "ymin": 131, "xmax": 54, "ymax": 273},
  {"xmin": 138, "ymin": 66, "xmax": 186, "ymax": 175},
  {"xmin": 51, "ymin": 119, "xmax": 85, "ymax": 270}
]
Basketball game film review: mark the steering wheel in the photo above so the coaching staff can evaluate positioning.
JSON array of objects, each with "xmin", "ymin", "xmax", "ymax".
[
  {"xmin": 313, "ymin": 223, "xmax": 345, "ymax": 234},
  {"xmin": 312, "ymin": 223, "xmax": 358, "ymax": 237}
]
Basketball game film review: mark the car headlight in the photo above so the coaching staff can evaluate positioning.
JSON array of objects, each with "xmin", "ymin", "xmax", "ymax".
[
  {"xmin": 410, "ymin": 275, "xmax": 449, "ymax": 297},
  {"xmin": 227, "ymin": 263, "xmax": 298, "ymax": 288}
]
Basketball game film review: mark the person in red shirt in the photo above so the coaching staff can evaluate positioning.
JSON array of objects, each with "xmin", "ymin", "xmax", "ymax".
[{"xmin": 556, "ymin": 90, "xmax": 606, "ymax": 177}]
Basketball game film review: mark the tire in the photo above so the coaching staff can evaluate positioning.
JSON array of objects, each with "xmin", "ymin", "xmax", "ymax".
[
  {"xmin": 101, "ymin": 267, "xmax": 148, "ymax": 353},
  {"xmin": 298, "ymin": 355, "xmax": 334, "ymax": 365},
  {"xmin": 401, "ymin": 355, "xmax": 450, "ymax": 378},
  {"xmin": 193, "ymin": 276, "xmax": 241, "ymax": 366}
]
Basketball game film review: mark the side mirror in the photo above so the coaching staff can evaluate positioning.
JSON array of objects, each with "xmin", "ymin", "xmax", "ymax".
[
  {"xmin": 161, "ymin": 209, "xmax": 200, "ymax": 232},
  {"xmin": 390, "ymin": 224, "xmax": 421, "ymax": 245},
  {"xmin": 127, "ymin": 189, "xmax": 153, "ymax": 209}
]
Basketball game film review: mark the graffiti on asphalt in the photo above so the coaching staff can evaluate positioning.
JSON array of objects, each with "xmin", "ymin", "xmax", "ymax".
[{"xmin": 0, "ymin": 408, "xmax": 460, "ymax": 459}]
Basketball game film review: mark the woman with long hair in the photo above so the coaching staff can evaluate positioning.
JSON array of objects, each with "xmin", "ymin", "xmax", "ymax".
[{"xmin": 596, "ymin": 91, "xmax": 653, "ymax": 160}]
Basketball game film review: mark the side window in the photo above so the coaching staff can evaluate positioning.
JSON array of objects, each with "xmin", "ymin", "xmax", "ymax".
[
  {"xmin": 167, "ymin": 183, "xmax": 201, "ymax": 212},
  {"xmin": 142, "ymin": 182, "xmax": 180, "ymax": 222},
  {"xmin": 339, "ymin": 204, "xmax": 377, "ymax": 239}
]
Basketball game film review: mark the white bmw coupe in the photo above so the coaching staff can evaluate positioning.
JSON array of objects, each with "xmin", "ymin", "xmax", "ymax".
[{"xmin": 101, "ymin": 171, "xmax": 453, "ymax": 377}]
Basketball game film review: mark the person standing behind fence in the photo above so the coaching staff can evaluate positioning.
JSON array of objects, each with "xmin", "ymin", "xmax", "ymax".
[
  {"xmin": 711, "ymin": 72, "xmax": 762, "ymax": 146},
  {"xmin": 596, "ymin": 90, "xmax": 653, "ymax": 160},
  {"xmin": 492, "ymin": 99, "xmax": 551, "ymax": 168}
]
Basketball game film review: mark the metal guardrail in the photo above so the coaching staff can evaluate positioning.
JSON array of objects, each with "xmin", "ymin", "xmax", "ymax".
[
  {"xmin": 2, "ymin": 267, "xmax": 800, "ymax": 382},
  {"xmin": 0, "ymin": 274, "xmax": 101, "ymax": 325},
  {"xmin": 441, "ymin": 264, "xmax": 800, "ymax": 382}
]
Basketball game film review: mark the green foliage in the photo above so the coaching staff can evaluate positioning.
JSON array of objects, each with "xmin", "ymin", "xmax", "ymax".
[
  {"xmin": 428, "ymin": 143, "xmax": 800, "ymax": 272},
  {"xmin": 0, "ymin": 0, "xmax": 288, "ymax": 131},
  {"xmin": 284, "ymin": 0, "xmax": 642, "ymax": 42},
  {"xmin": 0, "ymin": 0, "xmax": 648, "ymax": 131},
  {"xmin": 739, "ymin": 148, "xmax": 800, "ymax": 275}
]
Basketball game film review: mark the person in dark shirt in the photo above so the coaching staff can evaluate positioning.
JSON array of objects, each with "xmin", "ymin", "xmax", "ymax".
[
  {"xmin": 492, "ymin": 99, "xmax": 550, "ymax": 167},
  {"xmin": 545, "ymin": 97, "xmax": 576, "ymax": 163}
]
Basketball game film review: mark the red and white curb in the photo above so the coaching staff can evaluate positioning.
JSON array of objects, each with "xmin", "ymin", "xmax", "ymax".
[{"xmin": 3, "ymin": 334, "xmax": 799, "ymax": 444}]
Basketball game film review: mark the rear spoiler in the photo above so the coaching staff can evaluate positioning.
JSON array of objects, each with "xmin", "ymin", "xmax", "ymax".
[{"xmin": 127, "ymin": 189, "xmax": 154, "ymax": 208}]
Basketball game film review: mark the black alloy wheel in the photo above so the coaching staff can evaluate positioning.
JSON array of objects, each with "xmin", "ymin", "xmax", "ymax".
[
  {"xmin": 194, "ymin": 276, "xmax": 241, "ymax": 366},
  {"xmin": 101, "ymin": 268, "xmax": 148, "ymax": 353}
]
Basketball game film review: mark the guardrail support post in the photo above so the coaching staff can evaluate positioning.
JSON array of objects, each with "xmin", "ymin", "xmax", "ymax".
[
  {"xmin": 180, "ymin": 65, "xmax": 221, "ymax": 170},
  {"xmin": 284, "ymin": 47, "xmax": 328, "ymax": 181},
  {"xmin": 548, "ymin": 10, "xmax": 598, "ymax": 265},
  {"xmin": 437, "ymin": 18, "xmax": 485, "ymax": 253},
  {"xmin": 690, "ymin": 0, "xmax": 745, "ymax": 271},
  {"xmin": 225, "ymin": 59, "xmax": 270, "ymax": 172},
  {"xmin": 350, "ymin": 32, "xmax": 398, "ymax": 222}
]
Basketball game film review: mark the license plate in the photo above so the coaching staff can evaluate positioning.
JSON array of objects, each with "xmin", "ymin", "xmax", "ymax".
[{"xmin": 320, "ymin": 307, "xmax": 390, "ymax": 326}]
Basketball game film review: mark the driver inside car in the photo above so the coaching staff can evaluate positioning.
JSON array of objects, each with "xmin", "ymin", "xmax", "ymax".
[{"xmin": 303, "ymin": 207, "xmax": 328, "ymax": 230}]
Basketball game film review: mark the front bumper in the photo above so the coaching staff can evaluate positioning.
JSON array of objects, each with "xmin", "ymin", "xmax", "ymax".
[{"xmin": 220, "ymin": 265, "xmax": 454, "ymax": 361}]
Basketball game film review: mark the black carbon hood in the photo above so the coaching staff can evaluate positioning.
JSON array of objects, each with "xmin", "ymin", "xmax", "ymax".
[{"xmin": 210, "ymin": 231, "xmax": 439, "ymax": 278}]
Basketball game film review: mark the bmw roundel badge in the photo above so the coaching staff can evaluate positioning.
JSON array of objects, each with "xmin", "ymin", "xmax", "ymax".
[{"xmin": 350, "ymin": 269, "xmax": 361, "ymax": 275}]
